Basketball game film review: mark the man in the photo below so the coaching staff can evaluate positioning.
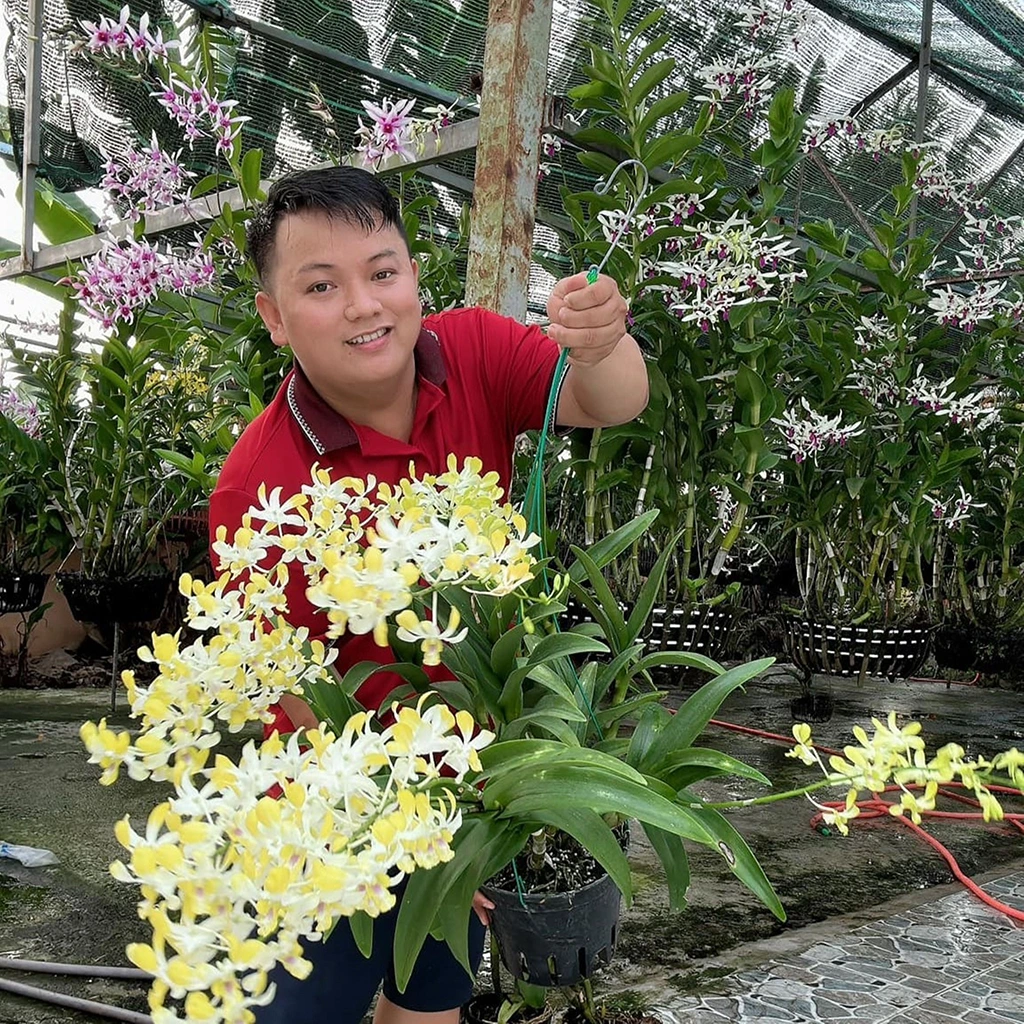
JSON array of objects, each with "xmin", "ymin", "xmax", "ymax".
[{"xmin": 210, "ymin": 165, "xmax": 648, "ymax": 1024}]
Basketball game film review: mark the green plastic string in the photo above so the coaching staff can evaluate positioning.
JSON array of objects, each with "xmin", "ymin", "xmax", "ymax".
[{"xmin": 519, "ymin": 265, "xmax": 605, "ymax": 745}]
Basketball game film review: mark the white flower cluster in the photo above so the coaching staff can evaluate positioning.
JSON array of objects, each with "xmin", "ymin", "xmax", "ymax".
[
  {"xmin": 923, "ymin": 485, "xmax": 984, "ymax": 529},
  {"xmin": 61, "ymin": 238, "xmax": 216, "ymax": 330},
  {"xmin": 656, "ymin": 212, "xmax": 803, "ymax": 331},
  {"xmin": 926, "ymin": 213, "xmax": 1024, "ymax": 332},
  {"xmin": 100, "ymin": 133, "xmax": 192, "ymax": 221},
  {"xmin": 79, "ymin": 457, "xmax": 522, "ymax": 1023},
  {"xmin": 81, "ymin": 586, "xmax": 332, "ymax": 787},
  {"xmin": 695, "ymin": 57, "xmax": 776, "ymax": 120},
  {"xmin": 355, "ymin": 97, "xmax": 459, "ymax": 169},
  {"xmin": 802, "ymin": 117, "xmax": 908, "ymax": 160},
  {"xmin": 773, "ymin": 398, "xmax": 865, "ymax": 463},
  {"xmin": 904, "ymin": 369, "xmax": 1000, "ymax": 430}
]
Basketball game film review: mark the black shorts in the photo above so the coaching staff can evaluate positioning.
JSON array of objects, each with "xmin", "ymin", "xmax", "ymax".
[{"xmin": 255, "ymin": 885, "xmax": 486, "ymax": 1022}]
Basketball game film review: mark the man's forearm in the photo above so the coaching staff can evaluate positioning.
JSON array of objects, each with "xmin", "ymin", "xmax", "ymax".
[{"xmin": 559, "ymin": 334, "xmax": 649, "ymax": 427}]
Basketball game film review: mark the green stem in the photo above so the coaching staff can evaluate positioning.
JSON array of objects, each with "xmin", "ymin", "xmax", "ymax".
[
  {"xmin": 997, "ymin": 434, "xmax": 1022, "ymax": 620},
  {"xmin": 583, "ymin": 428, "xmax": 603, "ymax": 546},
  {"xmin": 714, "ymin": 321, "xmax": 762, "ymax": 573}
]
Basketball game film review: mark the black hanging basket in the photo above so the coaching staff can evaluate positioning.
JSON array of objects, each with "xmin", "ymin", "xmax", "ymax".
[
  {"xmin": 0, "ymin": 573, "xmax": 49, "ymax": 615},
  {"xmin": 57, "ymin": 573, "xmax": 172, "ymax": 625},
  {"xmin": 783, "ymin": 618, "xmax": 932, "ymax": 681},
  {"xmin": 644, "ymin": 605, "xmax": 737, "ymax": 657},
  {"xmin": 562, "ymin": 599, "xmax": 737, "ymax": 659},
  {"xmin": 481, "ymin": 872, "xmax": 622, "ymax": 988}
]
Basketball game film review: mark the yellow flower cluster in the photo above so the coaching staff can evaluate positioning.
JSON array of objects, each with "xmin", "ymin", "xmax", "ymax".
[
  {"xmin": 82, "ymin": 574, "xmax": 332, "ymax": 786},
  {"xmin": 210, "ymin": 456, "xmax": 540, "ymax": 662},
  {"xmin": 788, "ymin": 712, "xmax": 1024, "ymax": 835},
  {"xmin": 104, "ymin": 704, "xmax": 489, "ymax": 1024}
]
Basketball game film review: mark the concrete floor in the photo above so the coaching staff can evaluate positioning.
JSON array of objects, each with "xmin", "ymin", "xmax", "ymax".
[{"xmin": 1, "ymin": 669, "xmax": 1022, "ymax": 1022}]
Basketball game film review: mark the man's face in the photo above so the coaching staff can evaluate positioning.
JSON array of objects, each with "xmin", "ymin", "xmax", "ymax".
[{"xmin": 255, "ymin": 212, "xmax": 421, "ymax": 397}]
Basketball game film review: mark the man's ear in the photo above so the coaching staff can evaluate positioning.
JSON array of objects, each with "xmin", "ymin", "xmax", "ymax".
[{"xmin": 255, "ymin": 291, "xmax": 288, "ymax": 348}]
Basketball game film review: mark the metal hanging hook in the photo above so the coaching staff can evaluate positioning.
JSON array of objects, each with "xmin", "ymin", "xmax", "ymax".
[{"xmin": 588, "ymin": 157, "xmax": 651, "ymax": 282}]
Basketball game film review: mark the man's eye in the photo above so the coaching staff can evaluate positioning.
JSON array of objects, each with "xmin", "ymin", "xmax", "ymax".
[
  {"xmin": 374, "ymin": 270, "xmax": 395, "ymax": 281},
  {"xmin": 309, "ymin": 282, "xmax": 331, "ymax": 293}
]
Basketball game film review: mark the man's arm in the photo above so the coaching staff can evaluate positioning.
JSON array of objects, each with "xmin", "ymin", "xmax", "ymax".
[{"xmin": 545, "ymin": 272, "xmax": 649, "ymax": 428}]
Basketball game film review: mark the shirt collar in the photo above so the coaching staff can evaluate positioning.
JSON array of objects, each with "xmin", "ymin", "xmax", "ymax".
[{"xmin": 287, "ymin": 328, "xmax": 446, "ymax": 455}]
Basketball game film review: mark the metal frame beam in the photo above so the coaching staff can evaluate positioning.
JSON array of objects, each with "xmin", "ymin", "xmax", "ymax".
[
  {"xmin": 464, "ymin": 0, "xmax": 555, "ymax": 320},
  {"xmin": 19, "ymin": 0, "xmax": 44, "ymax": 270},
  {"xmin": 909, "ymin": 0, "xmax": 935, "ymax": 238},
  {"xmin": 848, "ymin": 58, "xmax": 919, "ymax": 118},
  {"xmin": 179, "ymin": 0, "xmax": 477, "ymax": 114},
  {"xmin": 0, "ymin": 118, "xmax": 482, "ymax": 281}
]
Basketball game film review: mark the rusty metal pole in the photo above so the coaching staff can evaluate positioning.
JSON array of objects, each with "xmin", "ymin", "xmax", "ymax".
[{"xmin": 465, "ymin": 0, "xmax": 554, "ymax": 320}]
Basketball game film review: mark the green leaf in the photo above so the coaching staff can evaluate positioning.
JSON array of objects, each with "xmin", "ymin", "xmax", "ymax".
[
  {"xmin": 573, "ymin": 126, "xmax": 633, "ymax": 157},
  {"xmin": 496, "ymin": 767, "xmax": 716, "ymax": 846},
  {"xmin": 642, "ymin": 659, "xmax": 774, "ymax": 769},
  {"xmin": 567, "ymin": 546, "xmax": 627, "ymax": 644},
  {"xmin": 567, "ymin": 515, "xmax": 659, "ymax": 582},
  {"xmin": 735, "ymin": 364, "xmax": 767, "ymax": 405},
  {"xmin": 626, "ymin": 704, "xmax": 669, "ymax": 768},
  {"xmin": 679, "ymin": 799, "xmax": 785, "ymax": 920},
  {"xmin": 624, "ymin": 539, "xmax": 677, "ymax": 644},
  {"xmin": 629, "ymin": 58, "xmax": 676, "ymax": 107},
  {"xmin": 477, "ymin": 739, "xmax": 565, "ymax": 777},
  {"xmin": 767, "ymin": 87, "xmax": 795, "ymax": 146},
  {"xmin": 880, "ymin": 441, "xmax": 911, "ymax": 468},
  {"xmin": 347, "ymin": 912, "xmax": 374, "ymax": 958},
  {"xmin": 638, "ymin": 91, "xmax": 689, "ymax": 138},
  {"xmin": 29, "ymin": 182, "xmax": 95, "ymax": 243},
  {"xmin": 646, "ymin": 747, "xmax": 771, "ymax": 788},
  {"xmin": 596, "ymin": 691, "xmax": 663, "ymax": 731},
  {"xmin": 633, "ymin": 650, "xmax": 725, "ymax": 675},
  {"xmin": 860, "ymin": 249, "xmax": 891, "ymax": 272},
  {"xmin": 626, "ymin": 7, "xmax": 666, "ymax": 45},
  {"xmin": 489, "ymin": 622, "xmax": 529, "ymax": 680},
  {"xmin": 303, "ymin": 676, "xmax": 362, "ymax": 734},
  {"xmin": 394, "ymin": 818, "xmax": 505, "ymax": 989},
  {"xmin": 642, "ymin": 823, "xmax": 690, "ymax": 911},
  {"xmin": 641, "ymin": 133, "xmax": 700, "ymax": 169}
]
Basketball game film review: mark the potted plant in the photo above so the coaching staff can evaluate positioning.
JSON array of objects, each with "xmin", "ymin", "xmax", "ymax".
[
  {"xmin": 0, "ymin": 373, "xmax": 70, "ymax": 685},
  {"xmin": 0, "ymin": 376, "xmax": 68, "ymax": 608},
  {"xmin": 764, "ymin": 129, "xmax": 1021, "ymax": 684},
  {"xmin": 80, "ymin": 455, "xmax": 784, "ymax": 1022}
]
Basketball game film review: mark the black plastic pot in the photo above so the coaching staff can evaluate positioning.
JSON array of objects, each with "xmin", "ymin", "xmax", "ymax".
[
  {"xmin": 972, "ymin": 626, "xmax": 1024, "ymax": 674},
  {"xmin": 0, "ymin": 573, "xmax": 48, "ymax": 615},
  {"xmin": 562, "ymin": 600, "xmax": 736, "ymax": 659},
  {"xmin": 57, "ymin": 573, "xmax": 172, "ymax": 625},
  {"xmin": 789, "ymin": 691, "xmax": 835, "ymax": 723},
  {"xmin": 783, "ymin": 618, "xmax": 932, "ymax": 682},
  {"xmin": 933, "ymin": 623, "xmax": 978, "ymax": 671},
  {"xmin": 462, "ymin": 994, "xmax": 553, "ymax": 1024},
  {"xmin": 481, "ymin": 872, "xmax": 622, "ymax": 988}
]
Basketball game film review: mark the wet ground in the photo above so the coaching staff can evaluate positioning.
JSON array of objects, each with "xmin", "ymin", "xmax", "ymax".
[{"xmin": 1, "ymin": 668, "xmax": 1022, "ymax": 1022}]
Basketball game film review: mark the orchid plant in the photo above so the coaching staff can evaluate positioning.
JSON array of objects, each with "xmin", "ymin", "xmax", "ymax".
[
  {"xmin": 82, "ymin": 456, "xmax": 789, "ymax": 1021},
  {"xmin": 767, "ymin": 117, "xmax": 1021, "ymax": 625},
  {"xmin": 543, "ymin": 0, "xmax": 807, "ymax": 609}
]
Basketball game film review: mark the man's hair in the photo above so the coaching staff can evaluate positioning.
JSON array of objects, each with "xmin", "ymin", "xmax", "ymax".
[{"xmin": 246, "ymin": 166, "xmax": 410, "ymax": 287}]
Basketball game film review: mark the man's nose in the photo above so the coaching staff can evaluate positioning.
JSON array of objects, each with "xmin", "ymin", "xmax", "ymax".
[{"xmin": 344, "ymin": 285, "xmax": 383, "ymax": 320}]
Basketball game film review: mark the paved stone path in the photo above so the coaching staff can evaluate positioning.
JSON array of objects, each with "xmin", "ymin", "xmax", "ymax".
[{"xmin": 653, "ymin": 871, "xmax": 1024, "ymax": 1024}]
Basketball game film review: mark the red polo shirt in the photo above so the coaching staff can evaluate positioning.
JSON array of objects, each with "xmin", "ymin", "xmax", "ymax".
[{"xmin": 209, "ymin": 306, "xmax": 564, "ymax": 721}]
